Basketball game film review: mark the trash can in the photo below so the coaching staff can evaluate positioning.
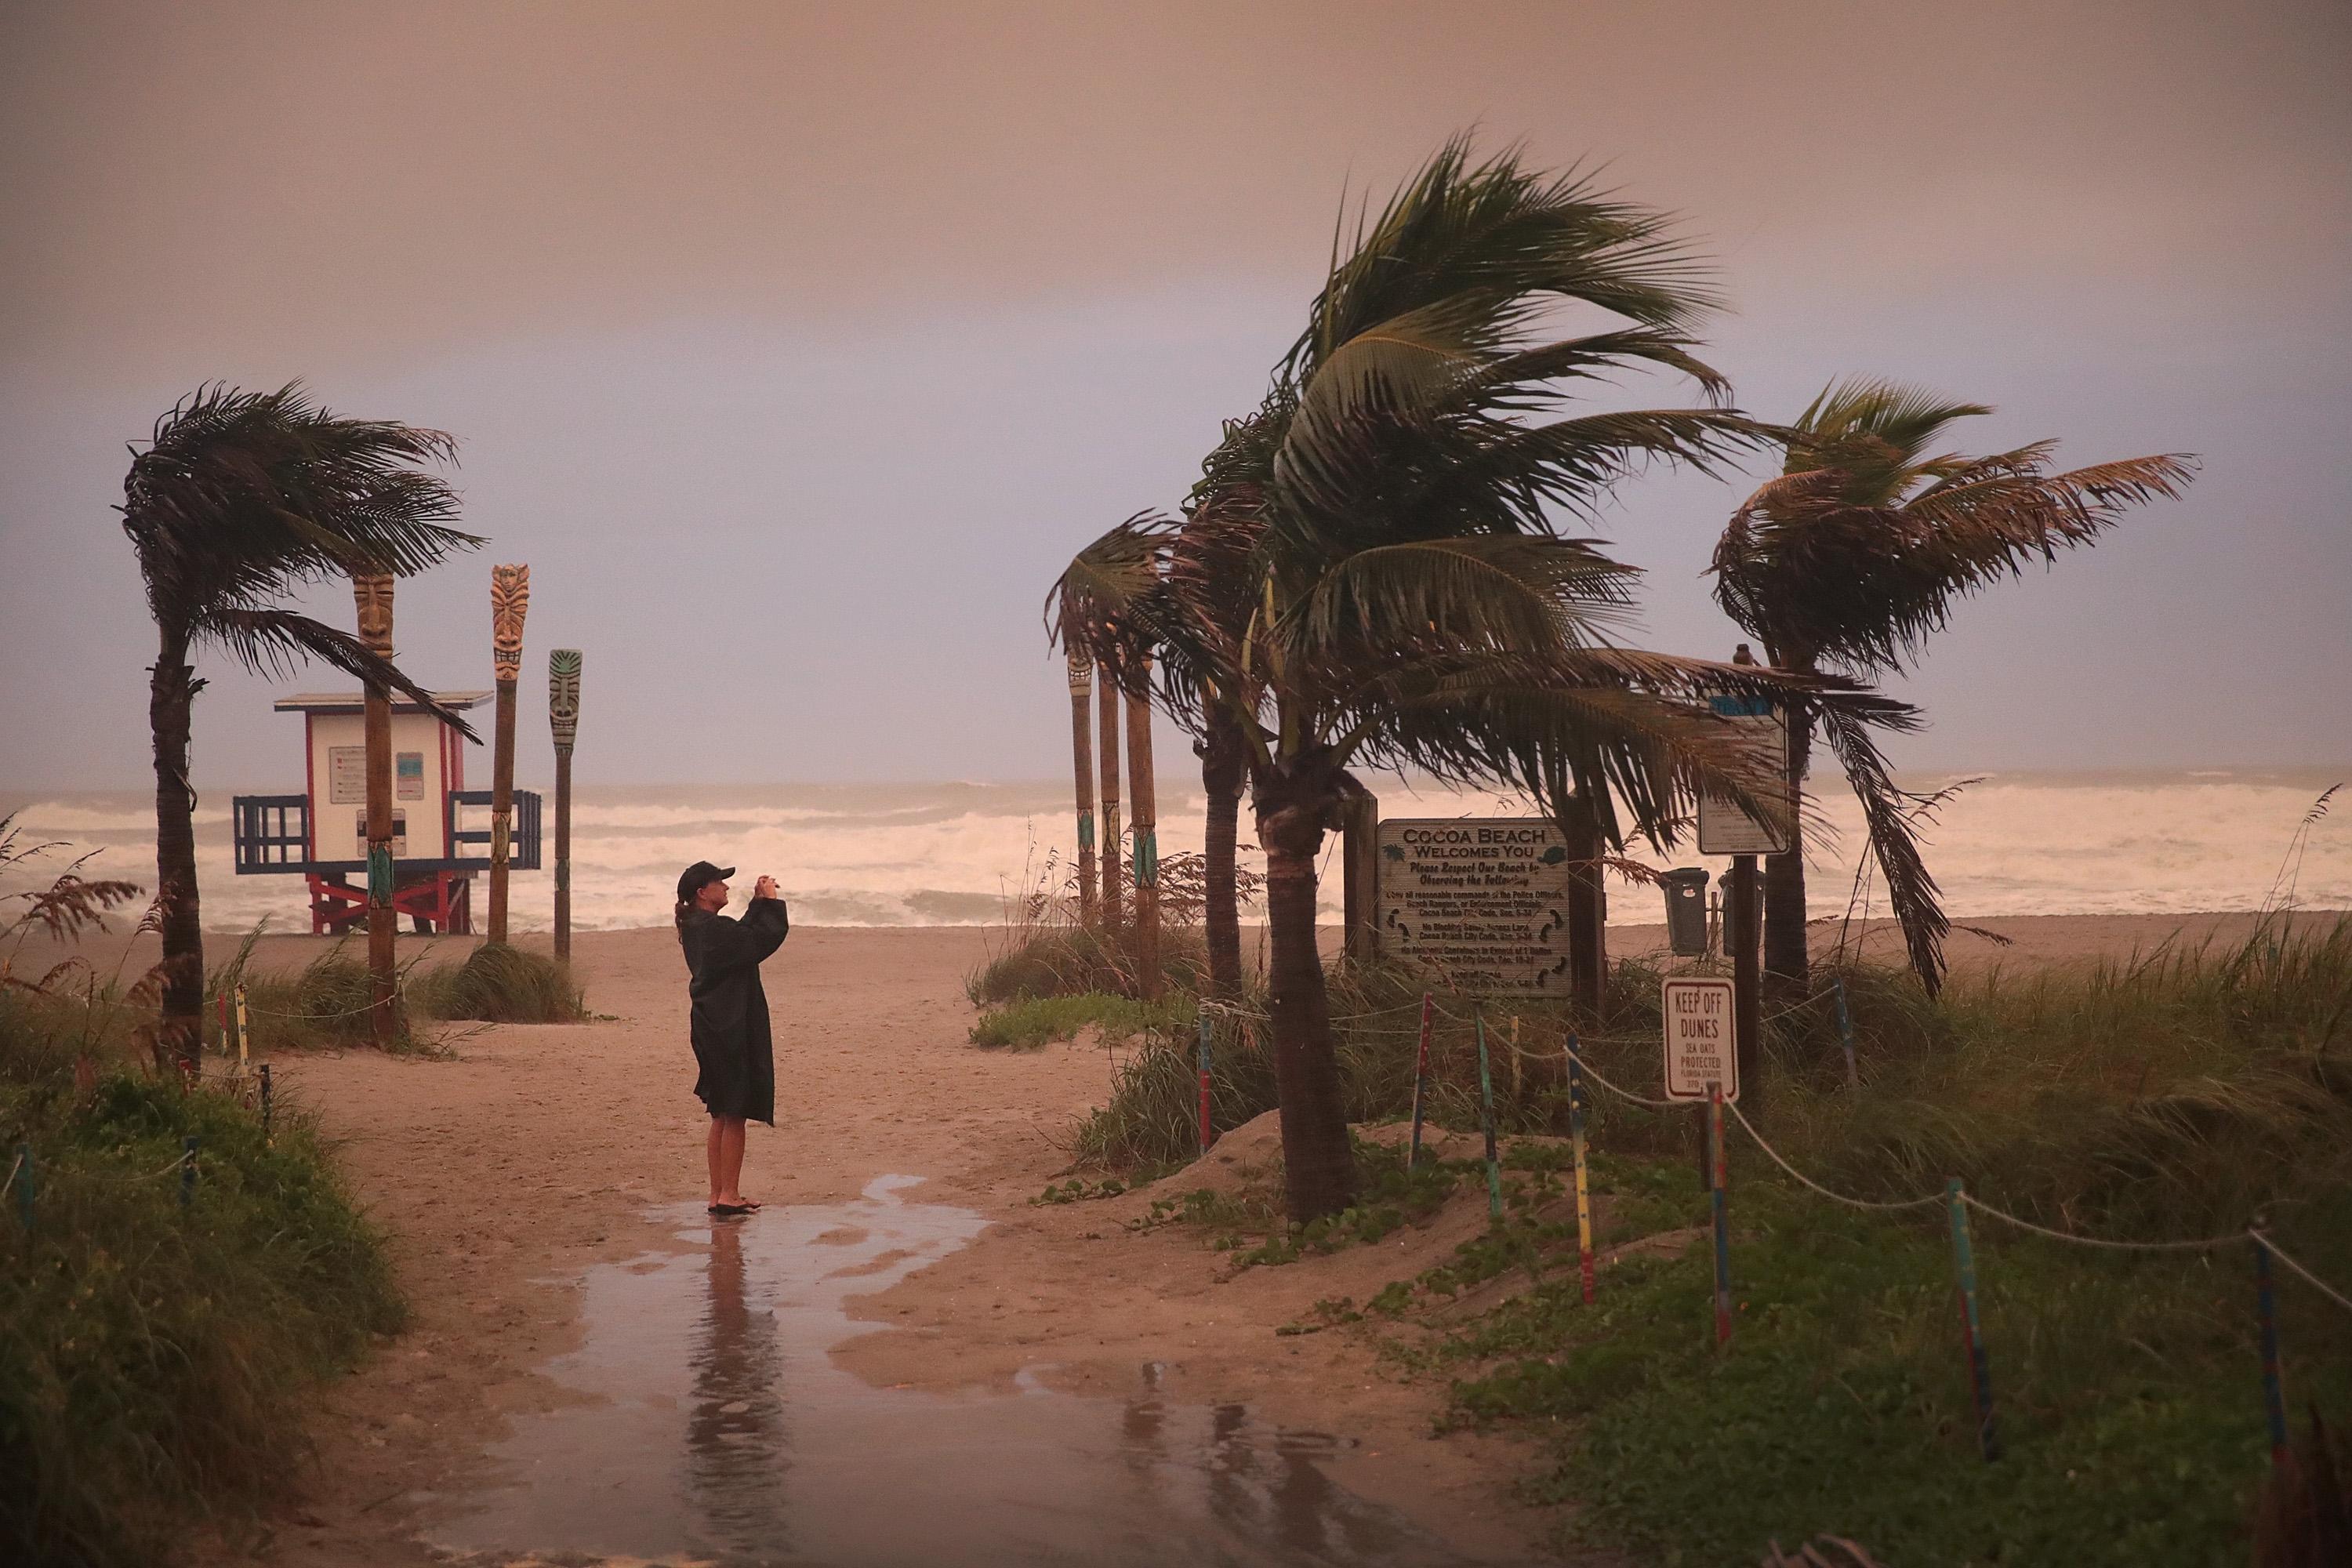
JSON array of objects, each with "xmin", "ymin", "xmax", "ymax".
[{"xmin": 1661, "ymin": 868, "xmax": 1711, "ymax": 956}]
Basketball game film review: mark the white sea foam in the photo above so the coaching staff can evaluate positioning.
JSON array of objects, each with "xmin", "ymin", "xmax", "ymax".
[{"xmin": 2, "ymin": 771, "xmax": 2343, "ymax": 934}]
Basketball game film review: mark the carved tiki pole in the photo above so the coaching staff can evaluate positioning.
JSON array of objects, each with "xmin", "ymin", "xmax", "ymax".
[
  {"xmin": 1124, "ymin": 655, "xmax": 1160, "ymax": 998},
  {"xmin": 487, "ymin": 564, "xmax": 530, "ymax": 943},
  {"xmin": 1066, "ymin": 650, "xmax": 1098, "ymax": 925},
  {"xmin": 1096, "ymin": 656, "xmax": 1123, "ymax": 939},
  {"xmin": 548, "ymin": 648, "xmax": 583, "ymax": 964},
  {"xmin": 352, "ymin": 572, "xmax": 399, "ymax": 1044}
]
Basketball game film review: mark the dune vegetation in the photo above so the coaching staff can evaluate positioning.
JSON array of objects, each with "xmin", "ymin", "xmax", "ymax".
[{"xmin": 1049, "ymin": 912, "xmax": 2352, "ymax": 1563}]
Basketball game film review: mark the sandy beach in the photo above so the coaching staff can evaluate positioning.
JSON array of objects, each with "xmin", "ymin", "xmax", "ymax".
[{"xmin": 29, "ymin": 905, "xmax": 2278, "ymax": 1566}]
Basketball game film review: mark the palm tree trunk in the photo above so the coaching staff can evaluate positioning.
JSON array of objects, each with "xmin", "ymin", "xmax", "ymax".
[
  {"xmin": 1762, "ymin": 706, "xmax": 1813, "ymax": 999},
  {"xmin": 1125, "ymin": 668, "xmax": 1160, "ymax": 1000},
  {"xmin": 1254, "ymin": 771, "xmax": 1358, "ymax": 1224},
  {"xmin": 148, "ymin": 642, "xmax": 204, "ymax": 1079},
  {"xmin": 1198, "ymin": 703, "xmax": 1245, "ymax": 999},
  {"xmin": 1098, "ymin": 676, "xmax": 1123, "ymax": 941},
  {"xmin": 1563, "ymin": 792, "xmax": 1606, "ymax": 1015},
  {"xmin": 1066, "ymin": 653, "xmax": 1097, "ymax": 925}
]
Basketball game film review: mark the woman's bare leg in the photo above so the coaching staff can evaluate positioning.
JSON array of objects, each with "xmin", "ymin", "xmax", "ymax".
[{"xmin": 713, "ymin": 1116, "xmax": 751, "ymax": 1207}]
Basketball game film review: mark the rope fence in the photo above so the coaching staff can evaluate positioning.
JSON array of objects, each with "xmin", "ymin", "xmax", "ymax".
[{"xmin": 1190, "ymin": 985, "xmax": 2352, "ymax": 1475}]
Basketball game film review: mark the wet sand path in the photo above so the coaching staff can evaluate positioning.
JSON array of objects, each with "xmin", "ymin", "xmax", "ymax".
[{"xmin": 247, "ymin": 925, "xmax": 1551, "ymax": 1566}]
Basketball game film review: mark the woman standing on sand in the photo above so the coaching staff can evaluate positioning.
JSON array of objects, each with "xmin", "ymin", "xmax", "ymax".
[{"xmin": 675, "ymin": 860, "xmax": 790, "ymax": 1216}]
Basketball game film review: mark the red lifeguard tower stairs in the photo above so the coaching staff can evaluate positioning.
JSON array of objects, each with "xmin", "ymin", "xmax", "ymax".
[{"xmin": 230, "ymin": 690, "xmax": 541, "ymax": 935}]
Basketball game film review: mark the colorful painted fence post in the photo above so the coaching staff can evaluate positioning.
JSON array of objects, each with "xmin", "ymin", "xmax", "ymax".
[
  {"xmin": 1566, "ymin": 1030, "xmax": 1595, "ymax": 1304},
  {"xmin": 1944, "ymin": 1178, "xmax": 2002, "ymax": 1461},
  {"xmin": 1832, "ymin": 975, "xmax": 1860, "ymax": 1090},
  {"xmin": 1196, "ymin": 1010, "xmax": 1214, "ymax": 1155},
  {"xmin": 2253, "ymin": 1225, "xmax": 2290, "ymax": 1467},
  {"xmin": 1475, "ymin": 1010, "xmax": 1502, "ymax": 1221},
  {"xmin": 233, "ymin": 984, "xmax": 250, "ymax": 1073},
  {"xmin": 1407, "ymin": 992, "xmax": 1433, "ymax": 1171},
  {"xmin": 1708, "ymin": 1083, "xmax": 1731, "ymax": 1347}
]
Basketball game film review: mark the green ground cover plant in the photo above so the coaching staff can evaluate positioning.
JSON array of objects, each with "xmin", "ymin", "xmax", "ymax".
[{"xmin": 0, "ymin": 985, "xmax": 403, "ymax": 1568}]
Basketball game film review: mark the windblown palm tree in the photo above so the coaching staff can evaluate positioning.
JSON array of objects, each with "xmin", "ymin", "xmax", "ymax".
[
  {"xmin": 122, "ymin": 383, "xmax": 482, "ymax": 1074},
  {"xmin": 1711, "ymin": 379, "xmax": 2194, "ymax": 996},
  {"xmin": 1061, "ymin": 143, "xmax": 1919, "ymax": 1221}
]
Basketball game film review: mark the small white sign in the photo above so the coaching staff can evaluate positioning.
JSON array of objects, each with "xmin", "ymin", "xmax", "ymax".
[
  {"xmin": 1696, "ymin": 694, "xmax": 1792, "ymax": 856},
  {"xmin": 328, "ymin": 745, "xmax": 367, "ymax": 805},
  {"xmin": 1661, "ymin": 976, "xmax": 1739, "ymax": 1102}
]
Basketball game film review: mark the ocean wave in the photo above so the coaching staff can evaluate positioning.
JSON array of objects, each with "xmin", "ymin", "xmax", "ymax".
[{"xmin": 2, "ymin": 775, "xmax": 2341, "ymax": 932}]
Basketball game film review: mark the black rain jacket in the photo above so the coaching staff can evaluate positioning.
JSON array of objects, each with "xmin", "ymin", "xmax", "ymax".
[{"xmin": 678, "ymin": 896, "xmax": 790, "ymax": 1123}]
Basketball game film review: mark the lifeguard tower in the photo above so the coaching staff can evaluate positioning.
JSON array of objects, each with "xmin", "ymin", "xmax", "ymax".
[{"xmin": 230, "ymin": 691, "xmax": 542, "ymax": 935}]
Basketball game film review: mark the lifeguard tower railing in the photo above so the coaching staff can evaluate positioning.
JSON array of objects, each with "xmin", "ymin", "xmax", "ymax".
[{"xmin": 230, "ymin": 789, "xmax": 543, "ymax": 875}]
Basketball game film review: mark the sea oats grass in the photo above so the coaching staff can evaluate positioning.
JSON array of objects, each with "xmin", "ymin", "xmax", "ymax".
[{"xmin": 0, "ymin": 988, "xmax": 403, "ymax": 1568}]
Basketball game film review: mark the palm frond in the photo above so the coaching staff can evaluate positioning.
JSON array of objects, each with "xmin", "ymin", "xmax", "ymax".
[
  {"xmin": 1713, "ymin": 384, "xmax": 2195, "ymax": 673},
  {"xmin": 121, "ymin": 381, "xmax": 480, "ymax": 638},
  {"xmin": 196, "ymin": 608, "xmax": 481, "ymax": 740},
  {"xmin": 1815, "ymin": 701, "xmax": 1953, "ymax": 994},
  {"xmin": 1287, "ymin": 135, "xmax": 1719, "ymax": 381}
]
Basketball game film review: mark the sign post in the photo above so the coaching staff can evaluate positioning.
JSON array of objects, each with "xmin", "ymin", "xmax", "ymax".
[
  {"xmin": 1698, "ymin": 689, "xmax": 1788, "ymax": 1112},
  {"xmin": 1664, "ymin": 974, "xmax": 1740, "ymax": 1192}
]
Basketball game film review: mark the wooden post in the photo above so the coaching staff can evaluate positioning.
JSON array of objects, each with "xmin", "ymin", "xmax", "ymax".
[
  {"xmin": 1066, "ymin": 650, "xmax": 1098, "ymax": 925},
  {"xmin": 1708, "ymin": 1083, "xmax": 1731, "ymax": 1346},
  {"xmin": 1097, "ymin": 667, "xmax": 1123, "ymax": 938},
  {"xmin": 2254, "ymin": 1225, "xmax": 2291, "ymax": 1468},
  {"xmin": 1407, "ymin": 991, "xmax": 1433, "ymax": 1170},
  {"xmin": 487, "ymin": 565, "xmax": 529, "ymax": 944},
  {"xmin": 1832, "ymin": 974, "xmax": 1860, "ymax": 1089},
  {"xmin": 1566, "ymin": 1031, "xmax": 1595, "ymax": 1304},
  {"xmin": 1341, "ymin": 793, "xmax": 1380, "ymax": 964},
  {"xmin": 1475, "ymin": 1009, "xmax": 1503, "ymax": 1222},
  {"xmin": 1407, "ymin": 991, "xmax": 1433, "ymax": 1171},
  {"xmin": 548, "ymin": 649, "xmax": 582, "ymax": 965},
  {"xmin": 352, "ymin": 572, "xmax": 398, "ymax": 1045},
  {"xmin": 1945, "ymin": 1178, "xmax": 2002, "ymax": 1461},
  {"xmin": 1196, "ymin": 1010, "xmax": 1214, "ymax": 1154},
  {"xmin": 1728, "ymin": 854, "xmax": 1762, "ymax": 1112},
  {"xmin": 1126, "ymin": 657, "xmax": 1160, "ymax": 999}
]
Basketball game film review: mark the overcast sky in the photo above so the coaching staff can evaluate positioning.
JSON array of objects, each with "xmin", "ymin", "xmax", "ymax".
[{"xmin": 3, "ymin": 0, "xmax": 2346, "ymax": 792}]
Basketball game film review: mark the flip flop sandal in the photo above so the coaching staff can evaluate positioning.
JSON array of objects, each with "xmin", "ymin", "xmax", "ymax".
[{"xmin": 707, "ymin": 1202, "xmax": 757, "ymax": 1217}]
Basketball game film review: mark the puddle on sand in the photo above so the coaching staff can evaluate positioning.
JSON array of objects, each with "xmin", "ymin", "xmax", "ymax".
[{"xmin": 420, "ymin": 1174, "xmax": 1493, "ymax": 1567}]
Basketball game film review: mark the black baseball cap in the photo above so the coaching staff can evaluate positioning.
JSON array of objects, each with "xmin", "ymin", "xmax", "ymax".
[{"xmin": 677, "ymin": 861, "xmax": 735, "ymax": 902}]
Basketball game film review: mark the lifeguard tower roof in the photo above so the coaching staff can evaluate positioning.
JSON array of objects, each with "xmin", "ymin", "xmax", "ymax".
[{"xmin": 272, "ymin": 690, "xmax": 494, "ymax": 717}]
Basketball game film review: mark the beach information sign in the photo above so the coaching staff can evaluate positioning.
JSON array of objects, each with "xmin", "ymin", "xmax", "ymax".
[
  {"xmin": 1662, "ymin": 975, "xmax": 1740, "ymax": 1101},
  {"xmin": 1376, "ymin": 818, "xmax": 1574, "ymax": 993},
  {"xmin": 1696, "ymin": 692, "xmax": 1793, "ymax": 856}
]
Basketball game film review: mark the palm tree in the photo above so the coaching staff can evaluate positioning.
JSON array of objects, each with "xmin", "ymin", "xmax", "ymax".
[
  {"xmin": 1711, "ymin": 379, "xmax": 2194, "ymax": 997},
  {"xmin": 1071, "ymin": 143, "xmax": 1918, "ymax": 1222},
  {"xmin": 122, "ymin": 383, "xmax": 481, "ymax": 1075}
]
